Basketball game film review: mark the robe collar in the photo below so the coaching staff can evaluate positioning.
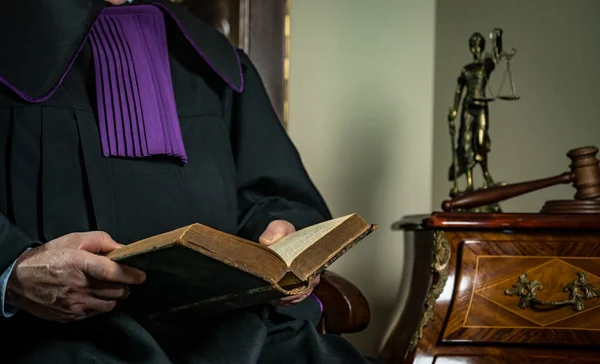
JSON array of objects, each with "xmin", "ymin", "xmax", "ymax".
[{"xmin": 0, "ymin": 0, "xmax": 243, "ymax": 103}]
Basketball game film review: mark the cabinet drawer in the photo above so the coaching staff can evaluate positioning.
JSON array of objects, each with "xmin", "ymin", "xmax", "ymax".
[{"xmin": 442, "ymin": 233, "xmax": 600, "ymax": 346}]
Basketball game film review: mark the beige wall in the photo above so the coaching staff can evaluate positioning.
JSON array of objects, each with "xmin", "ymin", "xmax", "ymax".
[
  {"xmin": 432, "ymin": 0, "xmax": 600, "ymax": 212},
  {"xmin": 288, "ymin": 0, "xmax": 436, "ymax": 355},
  {"xmin": 289, "ymin": 0, "xmax": 600, "ymax": 357}
]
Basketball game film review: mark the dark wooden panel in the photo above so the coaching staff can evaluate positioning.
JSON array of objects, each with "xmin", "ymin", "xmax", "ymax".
[
  {"xmin": 177, "ymin": 0, "xmax": 287, "ymax": 124},
  {"xmin": 180, "ymin": 0, "xmax": 239, "ymax": 42},
  {"xmin": 241, "ymin": 0, "xmax": 286, "ymax": 122}
]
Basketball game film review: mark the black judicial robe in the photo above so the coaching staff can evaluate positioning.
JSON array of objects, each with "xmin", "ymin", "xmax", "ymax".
[{"xmin": 0, "ymin": 1, "xmax": 378, "ymax": 363}]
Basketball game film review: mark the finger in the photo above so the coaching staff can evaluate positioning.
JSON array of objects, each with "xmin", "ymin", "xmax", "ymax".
[
  {"xmin": 271, "ymin": 294, "xmax": 302, "ymax": 306},
  {"xmin": 278, "ymin": 296, "xmax": 299, "ymax": 303},
  {"xmin": 6, "ymin": 294, "xmax": 81, "ymax": 323},
  {"xmin": 259, "ymin": 220, "xmax": 296, "ymax": 246},
  {"xmin": 285, "ymin": 292, "xmax": 312, "ymax": 305},
  {"xmin": 310, "ymin": 275, "xmax": 321, "ymax": 287},
  {"xmin": 88, "ymin": 280, "xmax": 130, "ymax": 300},
  {"xmin": 294, "ymin": 292, "xmax": 311, "ymax": 302},
  {"xmin": 84, "ymin": 297, "xmax": 118, "ymax": 315},
  {"xmin": 278, "ymin": 292, "xmax": 309, "ymax": 303},
  {"xmin": 277, "ymin": 296, "xmax": 309, "ymax": 306},
  {"xmin": 78, "ymin": 232, "xmax": 123, "ymax": 254},
  {"xmin": 289, "ymin": 297, "xmax": 308, "ymax": 305},
  {"xmin": 81, "ymin": 253, "xmax": 146, "ymax": 284}
]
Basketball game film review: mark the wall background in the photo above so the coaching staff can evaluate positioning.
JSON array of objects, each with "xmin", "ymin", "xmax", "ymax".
[
  {"xmin": 288, "ymin": 0, "xmax": 600, "ymax": 357},
  {"xmin": 288, "ymin": 0, "xmax": 436, "ymax": 355}
]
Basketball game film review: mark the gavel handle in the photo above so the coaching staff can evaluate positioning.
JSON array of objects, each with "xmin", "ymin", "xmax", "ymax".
[{"xmin": 442, "ymin": 172, "xmax": 575, "ymax": 212}]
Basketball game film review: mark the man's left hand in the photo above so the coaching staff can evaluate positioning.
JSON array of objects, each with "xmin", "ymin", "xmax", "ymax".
[{"xmin": 259, "ymin": 220, "xmax": 321, "ymax": 306}]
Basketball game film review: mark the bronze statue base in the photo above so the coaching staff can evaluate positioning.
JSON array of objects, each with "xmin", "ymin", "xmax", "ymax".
[{"xmin": 452, "ymin": 203, "xmax": 502, "ymax": 213}]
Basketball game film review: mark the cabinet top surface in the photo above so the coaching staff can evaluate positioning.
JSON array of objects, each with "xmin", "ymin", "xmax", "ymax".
[{"xmin": 398, "ymin": 212, "xmax": 600, "ymax": 230}]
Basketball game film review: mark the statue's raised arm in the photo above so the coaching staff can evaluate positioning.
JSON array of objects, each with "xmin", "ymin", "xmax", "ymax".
[{"xmin": 490, "ymin": 27, "xmax": 517, "ymax": 63}]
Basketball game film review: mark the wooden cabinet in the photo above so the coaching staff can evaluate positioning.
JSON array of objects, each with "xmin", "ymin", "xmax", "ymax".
[{"xmin": 380, "ymin": 213, "xmax": 600, "ymax": 363}]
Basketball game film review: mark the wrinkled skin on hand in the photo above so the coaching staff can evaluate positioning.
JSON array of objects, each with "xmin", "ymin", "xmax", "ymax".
[{"xmin": 6, "ymin": 232, "xmax": 146, "ymax": 323}]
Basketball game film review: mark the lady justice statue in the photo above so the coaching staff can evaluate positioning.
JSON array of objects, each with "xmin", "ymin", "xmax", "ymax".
[{"xmin": 447, "ymin": 28, "xmax": 518, "ymax": 210}]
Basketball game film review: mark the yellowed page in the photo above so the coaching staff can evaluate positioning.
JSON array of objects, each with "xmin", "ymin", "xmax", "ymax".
[{"xmin": 268, "ymin": 214, "xmax": 353, "ymax": 266}]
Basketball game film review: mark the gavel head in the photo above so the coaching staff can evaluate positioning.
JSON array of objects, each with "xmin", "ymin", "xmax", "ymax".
[{"xmin": 567, "ymin": 146, "xmax": 600, "ymax": 200}]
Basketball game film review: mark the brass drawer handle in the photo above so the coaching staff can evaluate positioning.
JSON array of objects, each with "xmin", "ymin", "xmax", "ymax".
[{"xmin": 505, "ymin": 272, "xmax": 600, "ymax": 312}]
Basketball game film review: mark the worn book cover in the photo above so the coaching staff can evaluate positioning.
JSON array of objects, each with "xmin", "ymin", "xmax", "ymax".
[{"xmin": 107, "ymin": 213, "xmax": 376, "ymax": 319}]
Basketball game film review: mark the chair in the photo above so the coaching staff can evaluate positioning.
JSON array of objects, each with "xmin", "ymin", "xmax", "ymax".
[{"xmin": 314, "ymin": 271, "xmax": 371, "ymax": 334}]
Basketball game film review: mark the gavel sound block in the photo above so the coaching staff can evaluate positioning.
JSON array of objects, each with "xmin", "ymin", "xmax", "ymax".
[{"xmin": 442, "ymin": 146, "xmax": 600, "ymax": 213}]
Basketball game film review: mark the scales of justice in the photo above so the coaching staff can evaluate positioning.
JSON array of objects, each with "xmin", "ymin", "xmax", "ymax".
[{"xmin": 446, "ymin": 27, "xmax": 519, "ymax": 212}]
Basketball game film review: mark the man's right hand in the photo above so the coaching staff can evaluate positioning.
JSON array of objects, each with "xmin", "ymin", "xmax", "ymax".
[{"xmin": 5, "ymin": 232, "xmax": 146, "ymax": 323}]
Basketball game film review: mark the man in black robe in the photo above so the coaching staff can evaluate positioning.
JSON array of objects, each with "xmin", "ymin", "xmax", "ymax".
[{"xmin": 0, "ymin": 0, "xmax": 378, "ymax": 363}]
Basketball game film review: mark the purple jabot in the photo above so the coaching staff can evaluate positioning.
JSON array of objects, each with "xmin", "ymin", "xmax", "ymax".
[{"xmin": 88, "ymin": 5, "xmax": 187, "ymax": 163}]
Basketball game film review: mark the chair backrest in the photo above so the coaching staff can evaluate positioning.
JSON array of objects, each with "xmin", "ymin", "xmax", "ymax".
[{"xmin": 180, "ymin": 0, "xmax": 288, "ymax": 126}]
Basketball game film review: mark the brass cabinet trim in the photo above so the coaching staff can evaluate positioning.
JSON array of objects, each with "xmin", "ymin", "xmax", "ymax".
[{"xmin": 408, "ymin": 230, "xmax": 451, "ymax": 352}]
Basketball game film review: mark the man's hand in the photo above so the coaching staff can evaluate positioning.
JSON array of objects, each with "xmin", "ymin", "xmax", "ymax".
[
  {"xmin": 6, "ymin": 232, "xmax": 146, "ymax": 323},
  {"xmin": 105, "ymin": 0, "xmax": 129, "ymax": 4},
  {"xmin": 259, "ymin": 220, "xmax": 321, "ymax": 306}
]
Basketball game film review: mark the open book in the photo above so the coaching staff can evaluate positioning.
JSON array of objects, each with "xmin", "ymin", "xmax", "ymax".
[{"xmin": 107, "ymin": 213, "xmax": 376, "ymax": 320}]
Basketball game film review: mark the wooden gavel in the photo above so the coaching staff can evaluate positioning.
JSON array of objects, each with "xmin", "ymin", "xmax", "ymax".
[{"xmin": 442, "ymin": 146, "xmax": 600, "ymax": 213}]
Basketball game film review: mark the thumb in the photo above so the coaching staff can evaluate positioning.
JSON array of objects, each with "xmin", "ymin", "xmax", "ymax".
[
  {"xmin": 78, "ymin": 231, "xmax": 123, "ymax": 254},
  {"xmin": 259, "ymin": 220, "xmax": 295, "ymax": 246}
]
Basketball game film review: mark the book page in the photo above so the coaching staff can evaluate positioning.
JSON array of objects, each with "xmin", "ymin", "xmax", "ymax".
[{"xmin": 268, "ymin": 215, "xmax": 352, "ymax": 266}]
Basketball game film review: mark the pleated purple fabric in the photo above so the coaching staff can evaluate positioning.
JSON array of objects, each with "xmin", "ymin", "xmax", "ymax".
[{"xmin": 88, "ymin": 5, "xmax": 187, "ymax": 163}]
